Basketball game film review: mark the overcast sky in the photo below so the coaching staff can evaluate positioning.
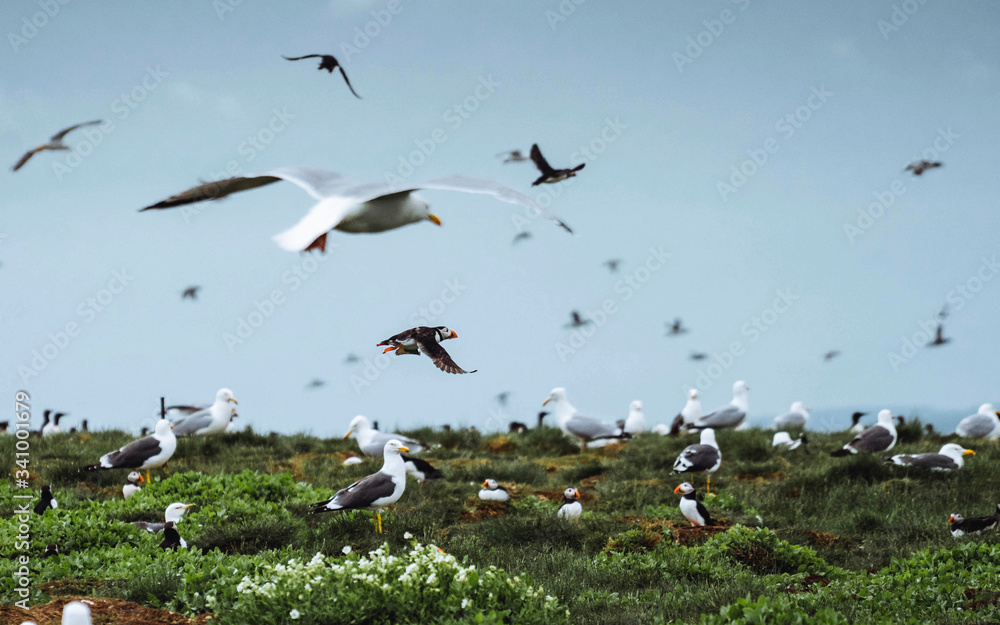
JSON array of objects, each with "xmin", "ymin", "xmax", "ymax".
[{"xmin": 2, "ymin": 0, "xmax": 997, "ymax": 436}]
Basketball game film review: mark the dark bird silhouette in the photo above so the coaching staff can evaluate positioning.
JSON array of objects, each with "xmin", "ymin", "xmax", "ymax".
[
  {"xmin": 283, "ymin": 54, "xmax": 361, "ymax": 98},
  {"xmin": 12, "ymin": 120, "xmax": 103, "ymax": 171},
  {"xmin": 43, "ymin": 543, "xmax": 59, "ymax": 558},
  {"xmin": 823, "ymin": 350, "xmax": 841, "ymax": 361},
  {"xmin": 905, "ymin": 160, "xmax": 942, "ymax": 176},
  {"xmin": 529, "ymin": 144, "xmax": 585, "ymax": 186},
  {"xmin": 929, "ymin": 324, "xmax": 951, "ymax": 347},
  {"xmin": 949, "ymin": 504, "xmax": 1000, "ymax": 537},
  {"xmin": 181, "ymin": 286, "xmax": 200, "ymax": 300},
  {"xmin": 537, "ymin": 411, "xmax": 548, "ymax": 429},
  {"xmin": 937, "ymin": 304, "xmax": 949, "ymax": 320},
  {"xmin": 689, "ymin": 351, "xmax": 708, "ymax": 361},
  {"xmin": 604, "ymin": 259, "xmax": 622, "ymax": 273},
  {"xmin": 34, "ymin": 485, "xmax": 57, "ymax": 515},
  {"xmin": 497, "ymin": 150, "xmax": 530, "ymax": 163},
  {"xmin": 159, "ymin": 521, "xmax": 183, "ymax": 550},
  {"xmin": 344, "ymin": 353, "xmax": 361, "ymax": 364},
  {"xmin": 496, "ymin": 392, "xmax": 510, "ymax": 407},
  {"xmin": 305, "ymin": 378, "xmax": 326, "ymax": 390},
  {"xmin": 377, "ymin": 326, "xmax": 476, "ymax": 374},
  {"xmin": 509, "ymin": 421, "xmax": 528, "ymax": 434},
  {"xmin": 565, "ymin": 311, "xmax": 591, "ymax": 329},
  {"xmin": 666, "ymin": 318, "xmax": 689, "ymax": 336},
  {"xmin": 512, "ymin": 231, "xmax": 532, "ymax": 245}
]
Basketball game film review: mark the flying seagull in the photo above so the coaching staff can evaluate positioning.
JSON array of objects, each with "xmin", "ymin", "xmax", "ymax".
[
  {"xmin": 889, "ymin": 443, "xmax": 974, "ymax": 471},
  {"xmin": 305, "ymin": 378, "xmax": 326, "ymax": 390},
  {"xmin": 345, "ymin": 415, "xmax": 427, "ymax": 457},
  {"xmin": 666, "ymin": 318, "xmax": 688, "ymax": 336},
  {"xmin": 82, "ymin": 419, "xmax": 177, "ymax": 482},
  {"xmin": 929, "ymin": 324, "xmax": 951, "ymax": 347},
  {"xmin": 181, "ymin": 286, "xmax": 200, "ymax": 300},
  {"xmin": 512, "ymin": 231, "xmax": 532, "ymax": 245},
  {"xmin": 689, "ymin": 351, "xmax": 707, "ymax": 361},
  {"xmin": 831, "ymin": 409, "xmax": 897, "ymax": 456},
  {"xmin": 344, "ymin": 353, "xmax": 361, "ymax": 364},
  {"xmin": 565, "ymin": 311, "xmax": 591, "ymax": 329},
  {"xmin": 529, "ymin": 144, "xmax": 585, "ymax": 186},
  {"xmin": 674, "ymin": 482, "xmax": 714, "ymax": 527},
  {"xmin": 282, "ymin": 54, "xmax": 361, "ymax": 98},
  {"xmin": 140, "ymin": 167, "xmax": 572, "ymax": 252},
  {"xmin": 309, "ymin": 439, "xmax": 409, "ymax": 533},
  {"xmin": 823, "ymin": 350, "xmax": 840, "ymax": 362},
  {"xmin": 497, "ymin": 150, "xmax": 530, "ymax": 163},
  {"xmin": 905, "ymin": 160, "xmax": 942, "ymax": 176},
  {"xmin": 377, "ymin": 326, "xmax": 477, "ymax": 374},
  {"xmin": 557, "ymin": 487, "xmax": 582, "ymax": 520},
  {"xmin": 12, "ymin": 120, "xmax": 102, "ymax": 171}
]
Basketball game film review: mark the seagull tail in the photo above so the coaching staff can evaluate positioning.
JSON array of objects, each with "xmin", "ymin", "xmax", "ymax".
[{"xmin": 81, "ymin": 464, "xmax": 106, "ymax": 472}]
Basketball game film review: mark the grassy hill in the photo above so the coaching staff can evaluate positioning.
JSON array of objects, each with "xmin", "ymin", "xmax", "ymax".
[{"xmin": 3, "ymin": 422, "xmax": 1000, "ymax": 624}]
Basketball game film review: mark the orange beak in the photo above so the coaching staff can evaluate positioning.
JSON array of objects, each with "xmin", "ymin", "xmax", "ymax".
[
  {"xmin": 574, "ymin": 491, "xmax": 580, "ymax": 500},
  {"xmin": 138, "ymin": 474, "xmax": 145, "ymax": 484},
  {"xmin": 948, "ymin": 514, "xmax": 956, "ymax": 524},
  {"xmin": 428, "ymin": 214, "xmax": 442, "ymax": 226},
  {"xmin": 482, "ymin": 481, "xmax": 489, "ymax": 488},
  {"xmin": 382, "ymin": 346, "xmax": 396, "ymax": 354},
  {"xmin": 450, "ymin": 330, "xmax": 458, "ymax": 339},
  {"xmin": 673, "ymin": 485, "xmax": 683, "ymax": 494}
]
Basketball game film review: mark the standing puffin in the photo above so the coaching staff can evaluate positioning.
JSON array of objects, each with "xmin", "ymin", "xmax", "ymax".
[
  {"xmin": 673, "ymin": 482, "xmax": 714, "ymax": 527},
  {"xmin": 123, "ymin": 472, "xmax": 144, "ymax": 499},
  {"xmin": 377, "ymin": 326, "xmax": 477, "ymax": 374},
  {"xmin": 34, "ymin": 485, "xmax": 58, "ymax": 515},
  {"xmin": 557, "ymin": 487, "xmax": 582, "ymax": 520}
]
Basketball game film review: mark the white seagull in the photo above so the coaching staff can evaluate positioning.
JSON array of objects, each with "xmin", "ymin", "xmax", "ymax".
[
  {"xmin": 12, "ymin": 120, "xmax": 102, "ymax": 171},
  {"xmin": 672, "ymin": 428, "xmax": 722, "ymax": 493},
  {"xmin": 82, "ymin": 419, "xmax": 177, "ymax": 481},
  {"xmin": 832, "ymin": 409, "xmax": 897, "ymax": 456},
  {"xmin": 166, "ymin": 388, "xmax": 238, "ymax": 437},
  {"xmin": 772, "ymin": 431, "xmax": 806, "ymax": 450},
  {"xmin": 889, "ymin": 444, "xmax": 974, "ymax": 471},
  {"xmin": 771, "ymin": 402, "xmax": 809, "ymax": 430},
  {"xmin": 131, "ymin": 502, "xmax": 196, "ymax": 547},
  {"xmin": 344, "ymin": 415, "xmax": 427, "ymax": 456},
  {"xmin": 691, "ymin": 382, "xmax": 749, "ymax": 430},
  {"xmin": 955, "ymin": 403, "xmax": 1000, "ymax": 440},
  {"xmin": 309, "ymin": 439, "xmax": 409, "ymax": 533},
  {"xmin": 623, "ymin": 400, "xmax": 647, "ymax": 434},
  {"xmin": 557, "ymin": 487, "xmax": 582, "ymax": 520},
  {"xmin": 140, "ymin": 167, "xmax": 573, "ymax": 252},
  {"xmin": 542, "ymin": 387, "xmax": 627, "ymax": 446}
]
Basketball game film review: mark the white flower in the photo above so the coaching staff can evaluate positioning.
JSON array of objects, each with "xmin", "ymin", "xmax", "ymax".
[
  {"xmin": 461, "ymin": 598, "xmax": 469, "ymax": 609},
  {"xmin": 289, "ymin": 609, "xmax": 301, "ymax": 620},
  {"xmin": 343, "ymin": 545, "xmax": 352, "ymax": 555},
  {"xmin": 404, "ymin": 532, "xmax": 413, "ymax": 539}
]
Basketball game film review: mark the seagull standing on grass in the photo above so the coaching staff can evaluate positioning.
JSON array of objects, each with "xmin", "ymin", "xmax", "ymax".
[
  {"xmin": 889, "ymin": 444, "xmax": 974, "ymax": 471},
  {"xmin": 771, "ymin": 402, "xmax": 809, "ymax": 430},
  {"xmin": 309, "ymin": 439, "xmax": 410, "ymax": 533},
  {"xmin": 623, "ymin": 400, "xmax": 647, "ymax": 434},
  {"xmin": 542, "ymin": 387, "xmax": 627, "ymax": 447},
  {"xmin": 140, "ymin": 167, "xmax": 572, "ymax": 253},
  {"xmin": 831, "ymin": 409, "xmax": 897, "ymax": 456},
  {"xmin": 82, "ymin": 419, "xmax": 176, "ymax": 482},
  {"xmin": 691, "ymin": 382, "xmax": 749, "ymax": 430},
  {"xmin": 955, "ymin": 404, "xmax": 1000, "ymax": 440},
  {"xmin": 169, "ymin": 388, "xmax": 238, "ymax": 437},
  {"xmin": 344, "ymin": 415, "xmax": 427, "ymax": 456},
  {"xmin": 672, "ymin": 428, "xmax": 722, "ymax": 494}
]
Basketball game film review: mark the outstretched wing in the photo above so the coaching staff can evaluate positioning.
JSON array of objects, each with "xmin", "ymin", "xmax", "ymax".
[
  {"xmin": 418, "ymin": 340, "xmax": 476, "ymax": 374},
  {"xmin": 12, "ymin": 147, "xmax": 44, "ymax": 171},
  {"xmin": 51, "ymin": 120, "xmax": 102, "ymax": 141},
  {"xmin": 338, "ymin": 67, "xmax": 362, "ymax": 99},
  {"xmin": 529, "ymin": 144, "xmax": 555, "ymax": 175},
  {"xmin": 282, "ymin": 54, "xmax": 323, "ymax": 61},
  {"xmin": 417, "ymin": 177, "xmax": 572, "ymax": 233}
]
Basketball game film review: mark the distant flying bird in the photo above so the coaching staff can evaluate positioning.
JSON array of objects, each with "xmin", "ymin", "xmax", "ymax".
[
  {"xmin": 282, "ymin": 54, "xmax": 361, "ymax": 98},
  {"xmin": 512, "ymin": 231, "xmax": 533, "ymax": 245},
  {"xmin": 497, "ymin": 150, "xmax": 530, "ymax": 163},
  {"xmin": 905, "ymin": 160, "xmax": 942, "ymax": 176},
  {"xmin": 689, "ymin": 351, "xmax": 708, "ymax": 361},
  {"xmin": 12, "ymin": 120, "xmax": 102, "ymax": 171},
  {"xmin": 377, "ymin": 326, "xmax": 477, "ymax": 374},
  {"xmin": 604, "ymin": 259, "xmax": 622, "ymax": 273},
  {"xmin": 496, "ymin": 392, "xmax": 510, "ymax": 407},
  {"xmin": 181, "ymin": 286, "xmax": 200, "ymax": 300},
  {"xmin": 565, "ymin": 311, "xmax": 591, "ymax": 329},
  {"xmin": 929, "ymin": 324, "xmax": 951, "ymax": 347},
  {"xmin": 529, "ymin": 144, "xmax": 585, "ymax": 186},
  {"xmin": 305, "ymin": 378, "xmax": 326, "ymax": 390},
  {"xmin": 937, "ymin": 304, "xmax": 949, "ymax": 320},
  {"xmin": 344, "ymin": 353, "xmax": 361, "ymax": 364},
  {"xmin": 666, "ymin": 318, "xmax": 688, "ymax": 336},
  {"xmin": 140, "ymin": 167, "xmax": 572, "ymax": 253},
  {"xmin": 823, "ymin": 350, "xmax": 841, "ymax": 362}
]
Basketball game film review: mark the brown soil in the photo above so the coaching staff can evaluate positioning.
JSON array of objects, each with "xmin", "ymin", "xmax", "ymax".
[
  {"xmin": 458, "ymin": 501, "xmax": 508, "ymax": 523},
  {"xmin": 0, "ymin": 596, "xmax": 211, "ymax": 625}
]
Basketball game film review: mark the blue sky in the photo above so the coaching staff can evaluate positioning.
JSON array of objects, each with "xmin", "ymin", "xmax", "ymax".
[{"xmin": 1, "ymin": 0, "xmax": 997, "ymax": 436}]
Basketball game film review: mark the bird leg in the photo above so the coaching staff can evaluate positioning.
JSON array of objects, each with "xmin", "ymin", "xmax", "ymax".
[
  {"xmin": 706, "ymin": 476, "xmax": 711, "ymax": 495},
  {"xmin": 377, "ymin": 512, "xmax": 383, "ymax": 534},
  {"xmin": 145, "ymin": 471, "xmax": 151, "ymax": 484}
]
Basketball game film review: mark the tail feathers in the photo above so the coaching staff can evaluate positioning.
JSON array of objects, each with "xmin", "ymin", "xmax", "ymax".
[
  {"xmin": 799, "ymin": 434, "xmax": 809, "ymax": 445},
  {"xmin": 830, "ymin": 448, "xmax": 853, "ymax": 457},
  {"xmin": 81, "ymin": 464, "xmax": 106, "ymax": 472},
  {"xmin": 308, "ymin": 499, "xmax": 341, "ymax": 514}
]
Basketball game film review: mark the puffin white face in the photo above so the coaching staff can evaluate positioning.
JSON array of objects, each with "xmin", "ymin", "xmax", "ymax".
[
  {"xmin": 345, "ymin": 415, "xmax": 369, "ymax": 438},
  {"xmin": 543, "ymin": 388, "xmax": 566, "ymax": 406},
  {"xmin": 733, "ymin": 381, "xmax": 749, "ymax": 395},
  {"xmin": 165, "ymin": 502, "xmax": 196, "ymax": 522},
  {"xmin": 435, "ymin": 326, "xmax": 458, "ymax": 341},
  {"xmin": 217, "ymin": 388, "xmax": 238, "ymax": 404},
  {"xmin": 876, "ymin": 409, "xmax": 894, "ymax": 424},
  {"xmin": 941, "ymin": 443, "xmax": 975, "ymax": 458},
  {"xmin": 630, "ymin": 400, "xmax": 642, "ymax": 412},
  {"xmin": 127, "ymin": 471, "xmax": 143, "ymax": 485},
  {"xmin": 688, "ymin": 389, "xmax": 699, "ymax": 400},
  {"xmin": 673, "ymin": 482, "xmax": 694, "ymax": 495},
  {"xmin": 154, "ymin": 419, "xmax": 173, "ymax": 436},
  {"xmin": 949, "ymin": 513, "xmax": 964, "ymax": 524},
  {"xmin": 482, "ymin": 479, "xmax": 499, "ymax": 489},
  {"xmin": 563, "ymin": 487, "xmax": 580, "ymax": 500},
  {"xmin": 383, "ymin": 439, "xmax": 410, "ymax": 455}
]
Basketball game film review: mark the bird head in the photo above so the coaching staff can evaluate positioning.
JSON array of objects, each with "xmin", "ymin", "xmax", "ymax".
[
  {"xmin": 384, "ymin": 439, "xmax": 409, "ymax": 455},
  {"xmin": 673, "ymin": 482, "xmax": 694, "ymax": 495},
  {"xmin": 482, "ymin": 479, "xmax": 498, "ymax": 489},
  {"xmin": 543, "ymin": 388, "xmax": 566, "ymax": 406},
  {"xmin": 345, "ymin": 415, "xmax": 370, "ymax": 438},
  {"xmin": 127, "ymin": 471, "xmax": 144, "ymax": 485},
  {"xmin": 733, "ymin": 381, "xmax": 749, "ymax": 395},
  {"xmin": 217, "ymin": 388, "xmax": 237, "ymax": 404},
  {"xmin": 688, "ymin": 389, "xmax": 699, "ymax": 400},
  {"xmin": 154, "ymin": 419, "xmax": 173, "ymax": 436},
  {"xmin": 564, "ymin": 487, "xmax": 580, "ymax": 500},
  {"xmin": 630, "ymin": 400, "xmax": 643, "ymax": 412},
  {"xmin": 436, "ymin": 327, "xmax": 458, "ymax": 341},
  {"xmin": 949, "ymin": 513, "xmax": 963, "ymax": 525}
]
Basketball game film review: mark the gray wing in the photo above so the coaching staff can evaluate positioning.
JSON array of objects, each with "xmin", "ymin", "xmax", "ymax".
[
  {"xmin": 696, "ymin": 405, "xmax": 745, "ymax": 429},
  {"xmin": 333, "ymin": 472, "xmax": 397, "ymax": 509},
  {"xmin": 564, "ymin": 414, "xmax": 620, "ymax": 441},
  {"xmin": 849, "ymin": 425, "xmax": 894, "ymax": 452},
  {"xmin": 956, "ymin": 415, "xmax": 995, "ymax": 438},
  {"xmin": 417, "ymin": 177, "xmax": 572, "ymax": 234},
  {"xmin": 773, "ymin": 412, "xmax": 805, "ymax": 429},
  {"xmin": 50, "ymin": 120, "xmax": 102, "ymax": 141},
  {"xmin": 893, "ymin": 453, "xmax": 958, "ymax": 470},
  {"xmin": 132, "ymin": 521, "xmax": 166, "ymax": 533},
  {"xmin": 104, "ymin": 436, "xmax": 162, "ymax": 468},
  {"xmin": 171, "ymin": 411, "xmax": 214, "ymax": 437},
  {"xmin": 674, "ymin": 444, "xmax": 720, "ymax": 472},
  {"xmin": 140, "ymin": 175, "xmax": 284, "ymax": 210},
  {"xmin": 165, "ymin": 404, "xmax": 206, "ymax": 420}
]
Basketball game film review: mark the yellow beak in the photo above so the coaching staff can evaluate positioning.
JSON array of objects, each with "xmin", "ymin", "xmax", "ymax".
[
  {"xmin": 542, "ymin": 398, "xmax": 552, "ymax": 406},
  {"xmin": 344, "ymin": 432, "xmax": 353, "ymax": 439},
  {"xmin": 229, "ymin": 398, "xmax": 238, "ymax": 404},
  {"xmin": 184, "ymin": 504, "xmax": 197, "ymax": 509},
  {"xmin": 963, "ymin": 449, "xmax": 976, "ymax": 456},
  {"xmin": 399, "ymin": 446, "xmax": 410, "ymax": 453},
  {"xmin": 428, "ymin": 214, "xmax": 442, "ymax": 226}
]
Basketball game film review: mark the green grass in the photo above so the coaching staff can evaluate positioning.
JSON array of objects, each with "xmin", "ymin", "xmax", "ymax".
[{"xmin": 2, "ymin": 423, "xmax": 999, "ymax": 623}]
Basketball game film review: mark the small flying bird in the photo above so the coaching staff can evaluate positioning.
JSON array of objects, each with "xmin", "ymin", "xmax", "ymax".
[
  {"xmin": 949, "ymin": 504, "xmax": 1000, "ymax": 538},
  {"xmin": 344, "ymin": 353, "xmax": 361, "ymax": 364},
  {"xmin": 34, "ymin": 485, "xmax": 58, "ymax": 515},
  {"xmin": 565, "ymin": 311, "xmax": 591, "ymax": 329},
  {"xmin": 159, "ymin": 521, "xmax": 184, "ymax": 550},
  {"xmin": 497, "ymin": 150, "xmax": 530, "ymax": 163},
  {"xmin": 377, "ymin": 326, "xmax": 477, "ymax": 374},
  {"xmin": 557, "ymin": 487, "xmax": 582, "ymax": 520},
  {"xmin": 479, "ymin": 479, "xmax": 510, "ymax": 501},
  {"xmin": 43, "ymin": 543, "xmax": 59, "ymax": 558},
  {"xmin": 832, "ymin": 409, "xmax": 897, "ymax": 456},
  {"xmin": 309, "ymin": 439, "xmax": 410, "ymax": 533},
  {"xmin": 496, "ymin": 392, "xmax": 510, "ymax": 407},
  {"xmin": 123, "ymin": 471, "xmax": 144, "ymax": 499},
  {"xmin": 12, "ymin": 120, "xmax": 103, "ymax": 171},
  {"xmin": 181, "ymin": 286, "xmax": 200, "ymax": 300},
  {"xmin": 305, "ymin": 378, "xmax": 327, "ymax": 390},
  {"xmin": 689, "ymin": 351, "xmax": 708, "ymax": 361},
  {"xmin": 929, "ymin": 324, "xmax": 951, "ymax": 347},
  {"xmin": 674, "ymin": 482, "xmax": 714, "ymax": 527},
  {"xmin": 529, "ymin": 144, "xmax": 585, "ymax": 186},
  {"xmin": 905, "ymin": 160, "xmax": 942, "ymax": 176},
  {"xmin": 603, "ymin": 259, "xmax": 622, "ymax": 273},
  {"xmin": 666, "ymin": 318, "xmax": 689, "ymax": 336},
  {"xmin": 512, "ymin": 231, "xmax": 532, "ymax": 245},
  {"xmin": 889, "ymin": 443, "xmax": 974, "ymax": 471},
  {"xmin": 823, "ymin": 350, "xmax": 841, "ymax": 362},
  {"xmin": 282, "ymin": 54, "xmax": 361, "ymax": 98},
  {"xmin": 937, "ymin": 304, "xmax": 949, "ymax": 320}
]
